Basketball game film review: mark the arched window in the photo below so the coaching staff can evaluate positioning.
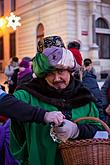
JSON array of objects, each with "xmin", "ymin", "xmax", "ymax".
[
  {"xmin": 37, "ymin": 23, "xmax": 44, "ymax": 41},
  {"xmin": 96, "ymin": 18, "xmax": 109, "ymax": 29},
  {"xmin": 96, "ymin": 18, "xmax": 110, "ymax": 59}
]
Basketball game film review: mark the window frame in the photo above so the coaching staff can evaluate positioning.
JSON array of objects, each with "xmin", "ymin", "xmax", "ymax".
[
  {"xmin": 10, "ymin": 0, "xmax": 16, "ymax": 12},
  {"xmin": 9, "ymin": 32, "xmax": 16, "ymax": 58},
  {"xmin": 0, "ymin": 0, "xmax": 4, "ymax": 16},
  {"xmin": 0, "ymin": 36, "xmax": 4, "ymax": 60}
]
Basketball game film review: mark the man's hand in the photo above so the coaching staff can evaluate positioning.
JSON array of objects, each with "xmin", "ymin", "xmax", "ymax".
[
  {"xmin": 44, "ymin": 111, "xmax": 65, "ymax": 126},
  {"xmin": 53, "ymin": 119, "xmax": 79, "ymax": 142}
]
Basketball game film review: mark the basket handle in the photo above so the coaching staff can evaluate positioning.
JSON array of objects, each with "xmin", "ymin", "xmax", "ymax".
[{"xmin": 74, "ymin": 117, "xmax": 110, "ymax": 135}]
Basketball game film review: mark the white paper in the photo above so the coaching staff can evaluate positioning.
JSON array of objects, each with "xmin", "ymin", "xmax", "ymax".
[{"xmin": 94, "ymin": 131, "xmax": 108, "ymax": 139}]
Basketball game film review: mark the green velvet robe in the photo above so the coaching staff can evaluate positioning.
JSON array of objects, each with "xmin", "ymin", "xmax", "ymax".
[{"xmin": 10, "ymin": 90, "xmax": 101, "ymax": 165}]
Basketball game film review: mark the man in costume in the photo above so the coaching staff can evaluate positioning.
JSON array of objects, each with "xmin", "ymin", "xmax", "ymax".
[{"xmin": 10, "ymin": 46, "xmax": 103, "ymax": 165}]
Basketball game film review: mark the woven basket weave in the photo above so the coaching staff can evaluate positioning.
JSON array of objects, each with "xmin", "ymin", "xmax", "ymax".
[{"xmin": 59, "ymin": 117, "xmax": 110, "ymax": 165}]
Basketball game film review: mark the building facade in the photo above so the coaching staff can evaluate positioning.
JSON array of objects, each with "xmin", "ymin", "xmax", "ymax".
[{"xmin": 0, "ymin": 0, "xmax": 110, "ymax": 78}]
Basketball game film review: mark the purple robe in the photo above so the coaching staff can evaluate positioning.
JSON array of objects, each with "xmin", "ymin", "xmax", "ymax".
[{"xmin": 0, "ymin": 119, "xmax": 19, "ymax": 165}]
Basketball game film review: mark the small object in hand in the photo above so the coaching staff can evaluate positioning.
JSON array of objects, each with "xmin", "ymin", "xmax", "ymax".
[
  {"xmin": 50, "ymin": 122, "xmax": 64, "ymax": 127},
  {"xmin": 58, "ymin": 122, "xmax": 65, "ymax": 127},
  {"xmin": 49, "ymin": 122, "xmax": 55, "ymax": 127},
  {"xmin": 50, "ymin": 123, "xmax": 62, "ymax": 143}
]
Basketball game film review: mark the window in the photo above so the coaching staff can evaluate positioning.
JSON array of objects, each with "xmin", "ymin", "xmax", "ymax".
[
  {"xmin": 36, "ymin": 23, "xmax": 45, "ymax": 51},
  {"xmin": 9, "ymin": 32, "xmax": 16, "ymax": 58},
  {"xmin": 10, "ymin": 0, "xmax": 16, "ymax": 12},
  {"xmin": 96, "ymin": 34, "xmax": 110, "ymax": 59},
  {"xmin": 96, "ymin": 18, "xmax": 109, "ymax": 29},
  {"xmin": 0, "ymin": 0, "xmax": 4, "ymax": 16},
  {"xmin": 96, "ymin": 18, "xmax": 110, "ymax": 59},
  {"xmin": 37, "ymin": 23, "xmax": 44, "ymax": 41},
  {"xmin": 101, "ymin": 0, "xmax": 110, "ymax": 4},
  {"xmin": 0, "ymin": 36, "xmax": 4, "ymax": 60}
]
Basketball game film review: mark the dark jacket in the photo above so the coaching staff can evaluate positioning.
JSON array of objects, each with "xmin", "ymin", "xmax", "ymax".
[
  {"xmin": 82, "ymin": 70, "xmax": 105, "ymax": 121},
  {"xmin": 0, "ymin": 94, "xmax": 46, "ymax": 123},
  {"xmin": 101, "ymin": 74, "xmax": 110, "ymax": 109},
  {"xmin": 9, "ymin": 68, "xmax": 19, "ymax": 94}
]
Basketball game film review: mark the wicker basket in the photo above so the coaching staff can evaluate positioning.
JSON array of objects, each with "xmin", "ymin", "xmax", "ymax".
[{"xmin": 59, "ymin": 117, "xmax": 110, "ymax": 165}]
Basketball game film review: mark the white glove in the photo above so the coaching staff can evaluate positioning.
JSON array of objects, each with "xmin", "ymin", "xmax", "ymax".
[
  {"xmin": 53, "ymin": 119, "xmax": 79, "ymax": 142},
  {"xmin": 44, "ymin": 111, "xmax": 65, "ymax": 126}
]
